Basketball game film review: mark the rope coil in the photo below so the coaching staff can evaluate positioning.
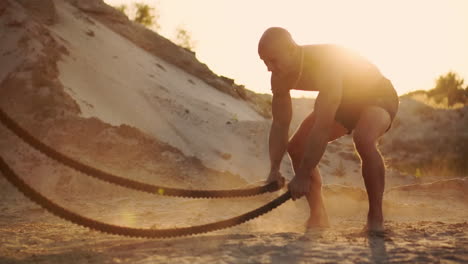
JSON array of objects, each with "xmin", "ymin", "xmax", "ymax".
[
  {"xmin": 0, "ymin": 107, "xmax": 291, "ymax": 237},
  {"xmin": 0, "ymin": 156, "xmax": 291, "ymax": 238},
  {"xmin": 0, "ymin": 107, "xmax": 281, "ymax": 198}
]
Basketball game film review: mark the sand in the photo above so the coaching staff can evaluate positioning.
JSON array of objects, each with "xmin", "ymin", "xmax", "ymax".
[{"xmin": 0, "ymin": 175, "xmax": 467, "ymax": 263}]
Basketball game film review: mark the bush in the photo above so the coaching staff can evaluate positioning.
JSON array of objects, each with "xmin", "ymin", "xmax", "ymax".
[
  {"xmin": 428, "ymin": 71, "xmax": 467, "ymax": 107},
  {"xmin": 175, "ymin": 25, "xmax": 196, "ymax": 51},
  {"xmin": 113, "ymin": 2, "xmax": 160, "ymax": 30}
]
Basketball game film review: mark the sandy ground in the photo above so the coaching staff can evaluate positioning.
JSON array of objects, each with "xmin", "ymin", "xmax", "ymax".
[
  {"xmin": 1, "ymin": 221, "xmax": 466, "ymax": 264},
  {"xmin": 0, "ymin": 175, "xmax": 467, "ymax": 264}
]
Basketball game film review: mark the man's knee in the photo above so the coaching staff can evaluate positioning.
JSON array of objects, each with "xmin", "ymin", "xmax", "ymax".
[
  {"xmin": 310, "ymin": 169, "xmax": 323, "ymax": 189},
  {"xmin": 287, "ymin": 141, "xmax": 302, "ymax": 161},
  {"xmin": 353, "ymin": 132, "xmax": 377, "ymax": 158}
]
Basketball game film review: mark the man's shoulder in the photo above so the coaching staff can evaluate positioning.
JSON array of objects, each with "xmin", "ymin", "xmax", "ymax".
[
  {"xmin": 302, "ymin": 44, "xmax": 346, "ymax": 70},
  {"xmin": 302, "ymin": 44, "xmax": 342, "ymax": 53},
  {"xmin": 303, "ymin": 44, "xmax": 360, "ymax": 60}
]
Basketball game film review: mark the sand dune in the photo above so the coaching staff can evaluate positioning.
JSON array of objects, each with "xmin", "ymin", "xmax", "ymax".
[{"xmin": 0, "ymin": 0, "xmax": 467, "ymax": 263}]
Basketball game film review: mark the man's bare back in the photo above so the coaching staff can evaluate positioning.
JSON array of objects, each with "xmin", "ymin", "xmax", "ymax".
[{"xmin": 272, "ymin": 44, "xmax": 398, "ymax": 132}]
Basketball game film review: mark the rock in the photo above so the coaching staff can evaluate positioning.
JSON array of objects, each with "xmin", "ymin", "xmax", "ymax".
[
  {"xmin": 0, "ymin": 1, "xmax": 10, "ymax": 16},
  {"xmin": 65, "ymin": 0, "xmax": 128, "ymax": 23},
  {"xmin": 16, "ymin": 0, "xmax": 57, "ymax": 25}
]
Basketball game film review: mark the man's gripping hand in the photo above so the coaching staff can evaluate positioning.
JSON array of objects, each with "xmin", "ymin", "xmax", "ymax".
[
  {"xmin": 266, "ymin": 170, "xmax": 285, "ymax": 190},
  {"xmin": 288, "ymin": 175, "xmax": 311, "ymax": 200}
]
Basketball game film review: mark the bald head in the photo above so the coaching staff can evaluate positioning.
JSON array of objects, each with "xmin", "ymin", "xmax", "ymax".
[
  {"xmin": 258, "ymin": 27, "xmax": 296, "ymax": 55},
  {"xmin": 258, "ymin": 27, "xmax": 299, "ymax": 75}
]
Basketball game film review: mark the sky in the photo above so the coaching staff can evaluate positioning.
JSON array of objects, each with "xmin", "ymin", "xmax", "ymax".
[{"xmin": 104, "ymin": 0, "xmax": 468, "ymax": 97}]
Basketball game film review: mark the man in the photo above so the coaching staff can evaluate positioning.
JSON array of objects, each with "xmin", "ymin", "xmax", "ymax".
[{"xmin": 258, "ymin": 27, "xmax": 399, "ymax": 231}]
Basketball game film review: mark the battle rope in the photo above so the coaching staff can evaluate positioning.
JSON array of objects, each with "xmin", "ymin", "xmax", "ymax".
[
  {"xmin": 0, "ymin": 107, "xmax": 281, "ymax": 198},
  {"xmin": 0, "ymin": 156, "xmax": 291, "ymax": 238}
]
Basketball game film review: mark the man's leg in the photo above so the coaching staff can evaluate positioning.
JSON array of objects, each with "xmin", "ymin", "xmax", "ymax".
[
  {"xmin": 288, "ymin": 112, "xmax": 347, "ymax": 228},
  {"xmin": 305, "ymin": 168, "xmax": 329, "ymax": 228},
  {"xmin": 288, "ymin": 156, "xmax": 329, "ymax": 227},
  {"xmin": 352, "ymin": 106, "xmax": 391, "ymax": 231}
]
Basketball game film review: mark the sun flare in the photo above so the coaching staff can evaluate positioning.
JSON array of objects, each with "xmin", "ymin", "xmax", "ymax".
[{"xmin": 104, "ymin": 0, "xmax": 468, "ymax": 96}]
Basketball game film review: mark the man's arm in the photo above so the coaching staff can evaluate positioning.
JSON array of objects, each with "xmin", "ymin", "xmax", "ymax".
[
  {"xmin": 296, "ymin": 68, "xmax": 342, "ymax": 180},
  {"xmin": 269, "ymin": 90, "xmax": 292, "ymax": 174}
]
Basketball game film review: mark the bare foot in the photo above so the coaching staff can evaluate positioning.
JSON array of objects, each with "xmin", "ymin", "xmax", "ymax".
[
  {"xmin": 306, "ymin": 214, "xmax": 330, "ymax": 229},
  {"xmin": 362, "ymin": 218, "xmax": 386, "ymax": 236},
  {"xmin": 364, "ymin": 215, "xmax": 384, "ymax": 234}
]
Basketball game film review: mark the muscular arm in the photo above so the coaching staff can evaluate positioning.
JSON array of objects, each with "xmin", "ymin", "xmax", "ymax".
[
  {"xmin": 296, "ymin": 67, "xmax": 342, "ymax": 180},
  {"xmin": 269, "ymin": 90, "xmax": 292, "ymax": 172}
]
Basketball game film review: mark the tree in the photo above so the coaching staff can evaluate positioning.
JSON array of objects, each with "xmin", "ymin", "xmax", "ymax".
[
  {"xmin": 115, "ymin": 4, "xmax": 127, "ymax": 14},
  {"xmin": 134, "ymin": 2, "xmax": 159, "ymax": 29},
  {"xmin": 428, "ymin": 71, "xmax": 467, "ymax": 106},
  {"xmin": 113, "ymin": 2, "xmax": 160, "ymax": 30},
  {"xmin": 175, "ymin": 25, "xmax": 196, "ymax": 51}
]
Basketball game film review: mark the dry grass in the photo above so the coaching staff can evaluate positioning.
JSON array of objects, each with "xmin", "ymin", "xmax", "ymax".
[
  {"xmin": 389, "ymin": 140, "xmax": 468, "ymax": 179},
  {"xmin": 332, "ymin": 159, "xmax": 346, "ymax": 178},
  {"xmin": 406, "ymin": 92, "xmax": 466, "ymax": 109}
]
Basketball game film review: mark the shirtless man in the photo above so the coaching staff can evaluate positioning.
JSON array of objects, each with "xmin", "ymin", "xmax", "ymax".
[{"xmin": 259, "ymin": 27, "xmax": 399, "ymax": 231}]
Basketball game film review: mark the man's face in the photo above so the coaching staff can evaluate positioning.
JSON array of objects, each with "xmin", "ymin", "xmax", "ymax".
[{"xmin": 259, "ymin": 41, "xmax": 294, "ymax": 76}]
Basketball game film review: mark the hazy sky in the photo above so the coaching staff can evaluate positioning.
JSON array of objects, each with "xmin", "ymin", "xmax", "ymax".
[{"xmin": 104, "ymin": 0, "xmax": 468, "ymax": 97}]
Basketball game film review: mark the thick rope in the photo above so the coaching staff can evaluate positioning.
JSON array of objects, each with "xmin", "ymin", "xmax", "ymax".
[
  {"xmin": 0, "ymin": 156, "xmax": 291, "ymax": 238},
  {"xmin": 0, "ymin": 107, "xmax": 281, "ymax": 198}
]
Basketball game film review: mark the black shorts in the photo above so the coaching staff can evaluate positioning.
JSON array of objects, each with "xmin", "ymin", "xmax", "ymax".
[{"xmin": 334, "ymin": 78, "xmax": 399, "ymax": 133}]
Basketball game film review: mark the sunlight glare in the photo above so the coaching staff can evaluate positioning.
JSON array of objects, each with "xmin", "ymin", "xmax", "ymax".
[{"xmin": 104, "ymin": 0, "xmax": 468, "ymax": 96}]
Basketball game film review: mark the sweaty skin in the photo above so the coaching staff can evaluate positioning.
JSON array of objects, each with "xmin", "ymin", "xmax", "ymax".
[{"xmin": 259, "ymin": 27, "xmax": 399, "ymax": 231}]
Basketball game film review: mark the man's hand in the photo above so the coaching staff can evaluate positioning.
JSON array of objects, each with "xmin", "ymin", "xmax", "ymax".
[
  {"xmin": 288, "ymin": 175, "xmax": 311, "ymax": 200},
  {"xmin": 266, "ymin": 170, "xmax": 285, "ymax": 189}
]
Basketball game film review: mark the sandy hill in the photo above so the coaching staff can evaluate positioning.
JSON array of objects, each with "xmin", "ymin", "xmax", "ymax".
[
  {"xmin": 0, "ymin": 1, "xmax": 467, "ymax": 263},
  {"xmin": 0, "ymin": 0, "xmax": 270, "ymax": 191}
]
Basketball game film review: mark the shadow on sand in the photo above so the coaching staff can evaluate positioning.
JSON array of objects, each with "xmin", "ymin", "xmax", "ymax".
[{"xmin": 0, "ymin": 229, "xmax": 395, "ymax": 264}]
